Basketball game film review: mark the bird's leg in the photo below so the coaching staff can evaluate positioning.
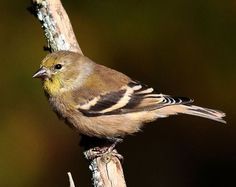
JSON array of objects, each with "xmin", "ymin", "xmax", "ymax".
[
  {"xmin": 90, "ymin": 147, "xmax": 123, "ymax": 162},
  {"xmin": 107, "ymin": 137, "xmax": 123, "ymax": 147},
  {"xmin": 88, "ymin": 138, "xmax": 123, "ymax": 161}
]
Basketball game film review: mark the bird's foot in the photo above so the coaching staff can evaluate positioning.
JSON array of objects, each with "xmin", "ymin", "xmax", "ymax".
[
  {"xmin": 106, "ymin": 137, "xmax": 123, "ymax": 144},
  {"xmin": 91, "ymin": 147, "xmax": 123, "ymax": 162},
  {"xmin": 85, "ymin": 139, "xmax": 123, "ymax": 161}
]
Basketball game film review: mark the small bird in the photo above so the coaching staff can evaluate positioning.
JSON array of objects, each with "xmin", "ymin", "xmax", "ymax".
[{"xmin": 33, "ymin": 51, "xmax": 226, "ymax": 139}]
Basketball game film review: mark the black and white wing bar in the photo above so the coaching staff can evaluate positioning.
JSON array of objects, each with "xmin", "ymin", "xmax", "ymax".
[{"xmin": 78, "ymin": 81, "xmax": 194, "ymax": 117}]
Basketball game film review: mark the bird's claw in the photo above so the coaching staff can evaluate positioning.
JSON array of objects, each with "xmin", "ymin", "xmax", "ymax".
[{"xmin": 85, "ymin": 141, "xmax": 123, "ymax": 161}]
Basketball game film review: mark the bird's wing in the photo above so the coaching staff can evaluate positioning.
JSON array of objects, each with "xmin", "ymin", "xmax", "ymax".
[{"xmin": 77, "ymin": 81, "xmax": 193, "ymax": 117}]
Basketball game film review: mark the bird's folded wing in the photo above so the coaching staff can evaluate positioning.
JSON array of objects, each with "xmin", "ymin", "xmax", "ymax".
[{"xmin": 77, "ymin": 81, "xmax": 193, "ymax": 117}]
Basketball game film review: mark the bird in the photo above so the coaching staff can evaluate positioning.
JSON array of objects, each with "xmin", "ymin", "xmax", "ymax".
[{"xmin": 33, "ymin": 50, "xmax": 226, "ymax": 140}]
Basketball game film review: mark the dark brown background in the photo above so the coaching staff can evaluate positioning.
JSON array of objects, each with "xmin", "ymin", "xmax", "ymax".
[{"xmin": 0, "ymin": 0, "xmax": 235, "ymax": 186}]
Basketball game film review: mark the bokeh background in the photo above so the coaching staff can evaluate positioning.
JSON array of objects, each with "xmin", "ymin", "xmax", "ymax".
[{"xmin": 1, "ymin": 0, "xmax": 236, "ymax": 186}]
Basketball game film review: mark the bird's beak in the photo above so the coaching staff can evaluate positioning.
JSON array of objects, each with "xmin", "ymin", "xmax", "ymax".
[{"xmin": 32, "ymin": 67, "xmax": 47, "ymax": 79}]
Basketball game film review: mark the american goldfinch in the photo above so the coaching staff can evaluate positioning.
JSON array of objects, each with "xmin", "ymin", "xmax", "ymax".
[{"xmin": 33, "ymin": 51, "xmax": 226, "ymax": 138}]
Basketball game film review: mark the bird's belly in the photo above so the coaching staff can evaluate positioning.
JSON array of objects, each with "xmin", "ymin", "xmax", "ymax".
[{"xmin": 48, "ymin": 96, "xmax": 151, "ymax": 138}]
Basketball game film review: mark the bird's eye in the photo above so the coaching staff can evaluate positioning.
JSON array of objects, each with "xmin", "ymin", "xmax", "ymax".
[{"xmin": 54, "ymin": 64, "xmax": 62, "ymax": 70}]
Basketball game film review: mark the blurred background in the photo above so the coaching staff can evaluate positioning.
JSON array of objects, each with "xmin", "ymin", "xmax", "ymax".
[{"xmin": 0, "ymin": 0, "xmax": 235, "ymax": 186}]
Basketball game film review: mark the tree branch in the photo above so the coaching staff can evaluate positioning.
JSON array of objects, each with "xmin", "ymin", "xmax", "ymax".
[
  {"xmin": 81, "ymin": 136, "xmax": 126, "ymax": 187},
  {"xmin": 29, "ymin": 1, "xmax": 126, "ymax": 186},
  {"xmin": 68, "ymin": 172, "xmax": 75, "ymax": 187},
  {"xmin": 30, "ymin": 0, "xmax": 83, "ymax": 54}
]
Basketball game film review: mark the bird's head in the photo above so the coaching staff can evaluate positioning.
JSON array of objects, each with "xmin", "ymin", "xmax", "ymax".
[{"xmin": 33, "ymin": 51, "xmax": 87, "ymax": 96}]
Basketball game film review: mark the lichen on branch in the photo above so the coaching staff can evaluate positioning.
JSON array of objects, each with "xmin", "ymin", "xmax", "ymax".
[{"xmin": 30, "ymin": 0, "xmax": 83, "ymax": 53}]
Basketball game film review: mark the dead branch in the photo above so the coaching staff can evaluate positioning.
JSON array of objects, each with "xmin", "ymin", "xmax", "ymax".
[
  {"xmin": 29, "ymin": 0, "xmax": 126, "ymax": 186},
  {"xmin": 30, "ymin": 0, "xmax": 83, "ymax": 53}
]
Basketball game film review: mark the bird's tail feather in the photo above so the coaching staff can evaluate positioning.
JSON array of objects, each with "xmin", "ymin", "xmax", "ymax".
[{"xmin": 156, "ymin": 104, "xmax": 226, "ymax": 123}]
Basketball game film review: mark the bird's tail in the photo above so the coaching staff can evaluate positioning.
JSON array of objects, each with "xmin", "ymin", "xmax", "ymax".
[{"xmin": 156, "ymin": 104, "xmax": 226, "ymax": 123}]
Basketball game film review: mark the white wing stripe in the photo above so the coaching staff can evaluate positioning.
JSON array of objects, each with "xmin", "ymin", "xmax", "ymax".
[
  {"xmin": 143, "ymin": 94, "xmax": 164, "ymax": 98},
  {"xmin": 100, "ymin": 87, "xmax": 134, "ymax": 113},
  {"xmin": 132, "ymin": 85, "xmax": 142, "ymax": 91},
  {"xmin": 137, "ymin": 88, "xmax": 154, "ymax": 94},
  {"xmin": 78, "ymin": 96, "xmax": 101, "ymax": 110}
]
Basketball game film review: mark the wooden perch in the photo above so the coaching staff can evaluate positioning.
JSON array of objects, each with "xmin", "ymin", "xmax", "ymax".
[
  {"xmin": 81, "ymin": 136, "xmax": 126, "ymax": 187},
  {"xmin": 68, "ymin": 172, "xmax": 75, "ymax": 187},
  {"xmin": 29, "ymin": 0, "xmax": 126, "ymax": 186},
  {"xmin": 30, "ymin": 0, "xmax": 83, "ymax": 54}
]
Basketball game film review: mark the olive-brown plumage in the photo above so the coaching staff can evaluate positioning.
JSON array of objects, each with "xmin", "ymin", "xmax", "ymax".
[{"xmin": 33, "ymin": 51, "xmax": 226, "ymax": 138}]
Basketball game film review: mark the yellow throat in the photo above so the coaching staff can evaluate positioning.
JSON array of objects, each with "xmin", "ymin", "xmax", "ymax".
[{"xmin": 43, "ymin": 77, "xmax": 62, "ymax": 96}]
